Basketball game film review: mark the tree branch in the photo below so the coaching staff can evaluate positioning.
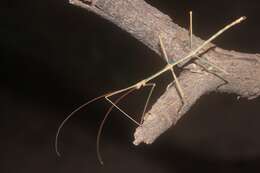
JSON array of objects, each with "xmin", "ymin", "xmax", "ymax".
[{"xmin": 70, "ymin": 0, "xmax": 260, "ymax": 145}]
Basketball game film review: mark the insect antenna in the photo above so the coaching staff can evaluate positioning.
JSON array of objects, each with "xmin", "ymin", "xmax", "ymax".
[
  {"xmin": 55, "ymin": 93, "xmax": 108, "ymax": 157},
  {"xmin": 97, "ymin": 88, "xmax": 136, "ymax": 165}
]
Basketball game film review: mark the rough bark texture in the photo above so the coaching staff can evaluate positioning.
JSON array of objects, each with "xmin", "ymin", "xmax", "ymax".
[{"xmin": 70, "ymin": 0, "xmax": 260, "ymax": 145}]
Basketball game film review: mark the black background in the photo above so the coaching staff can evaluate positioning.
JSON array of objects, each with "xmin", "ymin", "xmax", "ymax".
[{"xmin": 1, "ymin": 0, "xmax": 260, "ymax": 173}]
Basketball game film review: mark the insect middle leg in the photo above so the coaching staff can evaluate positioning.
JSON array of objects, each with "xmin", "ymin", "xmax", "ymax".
[{"xmin": 159, "ymin": 35, "xmax": 185, "ymax": 103}]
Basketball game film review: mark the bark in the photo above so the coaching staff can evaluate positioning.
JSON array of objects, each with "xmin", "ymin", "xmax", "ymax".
[{"xmin": 69, "ymin": 0, "xmax": 260, "ymax": 145}]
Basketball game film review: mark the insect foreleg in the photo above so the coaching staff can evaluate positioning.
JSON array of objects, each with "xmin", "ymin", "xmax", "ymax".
[
  {"xmin": 105, "ymin": 96, "xmax": 141, "ymax": 126},
  {"xmin": 140, "ymin": 83, "xmax": 156, "ymax": 124}
]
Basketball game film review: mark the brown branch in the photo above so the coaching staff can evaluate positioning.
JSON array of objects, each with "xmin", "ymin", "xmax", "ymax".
[{"xmin": 70, "ymin": 0, "xmax": 260, "ymax": 145}]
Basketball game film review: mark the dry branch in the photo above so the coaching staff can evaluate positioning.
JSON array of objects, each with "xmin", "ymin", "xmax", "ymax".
[{"xmin": 70, "ymin": 0, "xmax": 260, "ymax": 145}]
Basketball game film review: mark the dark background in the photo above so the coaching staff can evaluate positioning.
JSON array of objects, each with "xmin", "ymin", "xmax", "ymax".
[{"xmin": 1, "ymin": 0, "xmax": 260, "ymax": 172}]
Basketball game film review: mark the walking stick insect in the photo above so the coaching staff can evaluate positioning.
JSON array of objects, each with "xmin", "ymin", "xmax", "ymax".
[{"xmin": 55, "ymin": 12, "xmax": 246, "ymax": 165}]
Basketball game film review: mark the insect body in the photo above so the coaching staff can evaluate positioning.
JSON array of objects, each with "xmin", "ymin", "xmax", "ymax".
[{"xmin": 55, "ymin": 14, "xmax": 246, "ymax": 165}]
